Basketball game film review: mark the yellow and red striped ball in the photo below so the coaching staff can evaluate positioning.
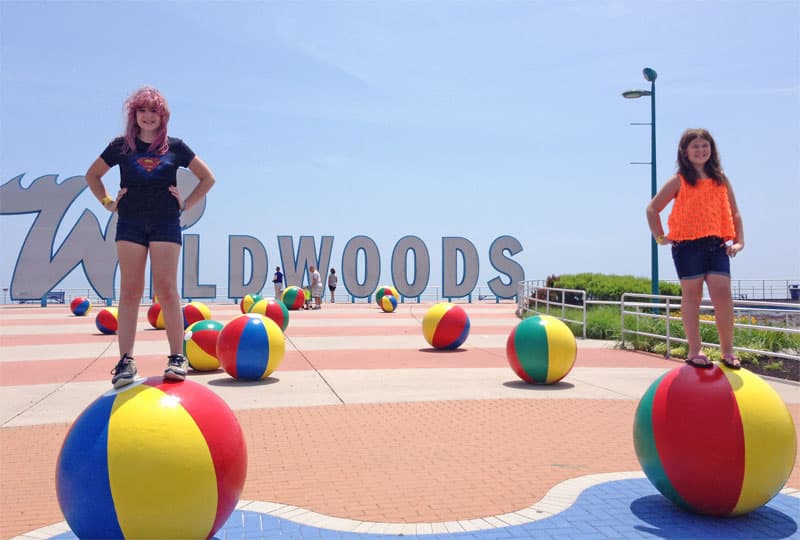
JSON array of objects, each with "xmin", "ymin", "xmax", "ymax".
[
  {"xmin": 249, "ymin": 298, "xmax": 290, "ymax": 331},
  {"xmin": 380, "ymin": 294, "xmax": 398, "ymax": 313},
  {"xmin": 55, "ymin": 377, "xmax": 247, "ymax": 539},
  {"xmin": 506, "ymin": 315, "xmax": 577, "ymax": 384},
  {"xmin": 95, "ymin": 307, "xmax": 118, "ymax": 334},
  {"xmin": 375, "ymin": 285, "xmax": 400, "ymax": 306},
  {"xmin": 183, "ymin": 301, "xmax": 212, "ymax": 329},
  {"xmin": 422, "ymin": 302, "xmax": 470, "ymax": 350},
  {"xmin": 281, "ymin": 286, "xmax": 305, "ymax": 310},
  {"xmin": 217, "ymin": 314, "xmax": 286, "ymax": 380},
  {"xmin": 147, "ymin": 303, "xmax": 165, "ymax": 329},
  {"xmin": 239, "ymin": 293, "xmax": 262, "ymax": 314},
  {"xmin": 634, "ymin": 364, "xmax": 796, "ymax": 516},
  {"xmin": 183, "ymin": 320, "xmax": 224, "ymax": 371},
  {"xmin": 70, "ymin": 297, "xmax": 92, "ymax": 316}
]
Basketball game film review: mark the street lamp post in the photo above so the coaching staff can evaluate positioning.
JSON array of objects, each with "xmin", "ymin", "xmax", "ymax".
[{"xmin": 622, "ymin": 67, "xmax": 658, "ymax": 296}]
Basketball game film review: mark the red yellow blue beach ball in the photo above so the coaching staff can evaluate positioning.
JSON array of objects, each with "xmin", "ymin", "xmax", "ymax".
[
  {"xmin": 282, "ymin": 286, "xmax": 305, "ymax": 310},
  {"xmin": 375, "ymin": 285, "xmax": 400, "ymax": 306},
  {"xmin": 634, "ymin": 364, "xmax": 796, "ymax": 516},
  {"xmin": 147, "ymin": 302, "xmax": 165, "ymax": 329},
  {"xmin": 249, "ymin": 297, "xmax": 290, "ymax": 331},
  {"xmin": 183, "ymin": 301, "xmax": 212, "ymax": 329},
  {"xmin": 506, "ymin": 315, "xmax": 577, "ymax": 384},
  {"xmin": 184, "ymin": 320, "xmax": 224, "ymax": 371},
  {"xmin": 422, "ymin": 302, "xmax": 470, "ymax": 350},
  {"xmin": 55, "ymin": 377, "xmax": 247, "ymax": 539},
  {"xmin": 217, "ymin": 313, "xmax": 286, "ymax": 380},
  {"xmin": 380, "ymin": 294, "xmax": 398, "ymax": 313},
  {"xmin": 70, "ymin": 296, "xmax": 91, "ymax": 316},
  {"xmin": 95, "ymin": 307, "xmax": 118, "ymax": 334},
  {"xmin": 239, "ymin": 293, "xmax": 262, "ymax": 314}
]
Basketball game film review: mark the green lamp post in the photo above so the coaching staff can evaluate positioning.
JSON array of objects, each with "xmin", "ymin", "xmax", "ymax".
[{"xmin": 622, "ymin": 67, "xmax": 658, "ymax": 296}]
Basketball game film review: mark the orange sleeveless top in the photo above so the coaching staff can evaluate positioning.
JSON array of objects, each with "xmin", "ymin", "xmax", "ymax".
[{"xmin": 667, "ymin": 175, "xmax": 735, "ymax": 241}]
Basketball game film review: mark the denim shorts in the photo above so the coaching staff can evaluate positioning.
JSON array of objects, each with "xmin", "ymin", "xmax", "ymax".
[
  {"xmin": 115, "ymin": 215, "xmax": 182, "ymax": 246},
  {"xmin": 670, "ymin": 236, "xmax": 730, "ymax": 280}
]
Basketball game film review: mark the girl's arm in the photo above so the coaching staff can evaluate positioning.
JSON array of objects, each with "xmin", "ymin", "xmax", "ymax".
[
  {"xmin": 645, "ymin": 174, "xmax": 680, "ymax": 243},
  {"xmin": 178, "ymin": 156, "xmax": 216, "ymax": 211},
  {"xmin": 725, "ymin": 180, "xmax": 745, "ymax": 256},
  {"xmin": 85, "ymin": 158, "xmax": 125, "ymax": 211}
]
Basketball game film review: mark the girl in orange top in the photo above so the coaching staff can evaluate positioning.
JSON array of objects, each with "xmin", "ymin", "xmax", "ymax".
[{"xmin": 646, "ymin": 128, "xmax": 745, "ymax": 369}]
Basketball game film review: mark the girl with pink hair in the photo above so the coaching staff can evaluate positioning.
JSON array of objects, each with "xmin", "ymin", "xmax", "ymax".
[{"xmin": 85, "ymin": 86, "xmax": 216, "ymax": 387}]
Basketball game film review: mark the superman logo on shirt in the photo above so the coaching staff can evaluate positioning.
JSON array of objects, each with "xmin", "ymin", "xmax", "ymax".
[{"xmin": 136, "ymin": 157, "xmax": 161, "ymax": 173}]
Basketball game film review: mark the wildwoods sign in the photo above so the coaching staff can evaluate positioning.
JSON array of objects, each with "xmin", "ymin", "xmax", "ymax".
[{"xmin": 1, "ymin": 173, "xmax": 524, "ymax": 301}]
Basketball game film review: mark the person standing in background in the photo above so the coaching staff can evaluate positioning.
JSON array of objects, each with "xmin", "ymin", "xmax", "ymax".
[{"xmin": 328, "ymin": 268, "xmax": 338, "ymax": 303}]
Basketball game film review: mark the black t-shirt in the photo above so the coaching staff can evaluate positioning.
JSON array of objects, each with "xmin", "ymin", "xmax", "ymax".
[{"xmin": 100, "ymin": 136, "xmax": 195, "ymax": 219}]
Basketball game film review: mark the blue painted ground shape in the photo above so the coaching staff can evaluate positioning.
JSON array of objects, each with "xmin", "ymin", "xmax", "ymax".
[{"xmin": 52, "ymin": 478, "xmax": 799, "ymax": 539}]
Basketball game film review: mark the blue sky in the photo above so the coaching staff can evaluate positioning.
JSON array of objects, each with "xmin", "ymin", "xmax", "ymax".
[{"xmin": 1, "ymin": 0, "xmax": 798, "ymax": 296}]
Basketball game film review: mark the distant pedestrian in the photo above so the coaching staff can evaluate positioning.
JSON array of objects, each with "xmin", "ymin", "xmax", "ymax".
[
  {"xmin": 328, "ymin": 269, "xmax": 338, "ymax": 303},
  {"xmin": 273, "ymin": 266, "xmax": 284, "ymax": 299},
  {"xmin": 310, "ymin": 265, "xmax": 323, "ymax": 309},
  {"xmin": 646, "ymin": 128, "xmax": 744, "ymax": 370}
]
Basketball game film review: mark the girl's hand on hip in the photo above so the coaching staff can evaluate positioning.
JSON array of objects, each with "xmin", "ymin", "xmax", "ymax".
[
  {"xmin": 726, "ymin": 242, "xmax": 744, "ymax": 257},
  {"xmin": 169, "ymin": 185, "xmax": 184, "ymax": 211}
]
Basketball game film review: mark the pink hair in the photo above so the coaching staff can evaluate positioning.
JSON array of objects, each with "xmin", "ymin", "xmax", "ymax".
[{"xmin": 122, "ymin": 86, "xmax": 170, "ymax": 155}]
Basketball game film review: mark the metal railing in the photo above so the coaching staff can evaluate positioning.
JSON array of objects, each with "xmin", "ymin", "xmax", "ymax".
[
  {"xmin": 516, "ymin": 282, "xmax": 587, "ymax": 338},
  {"xmin": 620, "ymin": 293, "xmax": 800, "ymax": 362}
]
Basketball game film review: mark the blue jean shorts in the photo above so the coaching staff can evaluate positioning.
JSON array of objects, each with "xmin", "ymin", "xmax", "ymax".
[
  {"xmin": 670, "ymin": 236, "xmax": 730, "ymax": 280},
  {"xmin": 115, "ymin": 215, "xmax": 182, "ymax": 246}
]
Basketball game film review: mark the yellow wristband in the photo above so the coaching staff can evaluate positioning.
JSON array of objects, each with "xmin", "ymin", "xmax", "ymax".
[
  {"xmin": 100, "ymin": 196, "xmax": 113, "ymax": 206},
  {"xmin": 656, "ymin": 235, "xmax": 665, "ymax": 245}
]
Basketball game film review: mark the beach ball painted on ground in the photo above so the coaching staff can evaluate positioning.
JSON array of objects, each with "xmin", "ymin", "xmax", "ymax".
[
  {"xmin": 147, "ymin": 303, "xmax": 165, "ymax": 329},
  {"xmin": 375, "ymin": 285, "xmax": 400, "ymax": 306},
  {"xmin": 634, "ymin": 364, "xmax": 796, "ymax": 516},
  {"xmin": 95, "ymin": 307, "xmax": 118, "ymax": 335},
  {"xmin": 422, "ymin": 303, "xmax": 470, "ymax": 350},
  {"xmin": 183, "ymin": 301, "xmax": 212, "ymax": 329},
  {"xmin": 380, "ymin": 294, "xmax": 398, "ymax": 313},
  {"xmin": 70, "ymin": 297, "xmax": 92, "ymax": 316},
  {"xmin": 55, "ymin": 377, "xmax": 247, "ymax": 539},
  {"xmin": 249, "ymin": 298, "xmax": 289, "ymax": 331},
  {"xmin": 217, "ymin": 314, "xmax": 286, "ymax": 380},
  {"xmin": 184, "ymin": 320, "xmax": 224, "ymax": 371},
  {"xmin": 282, "ymin": 286, "xmax": 305, "ymax": 310},
  {"xmin": 239, "ymin": 293, "xmax": 262, "ymax": 314},
  {"xmin": 506, "ymin": 315, "xmax": 577, "ymax": 384}
]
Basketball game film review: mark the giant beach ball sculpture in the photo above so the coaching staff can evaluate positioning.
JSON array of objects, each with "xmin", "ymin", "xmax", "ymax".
[
  {"xmin": 375, "ymin": 285, "xmax": 400, "ymax": 306},
  {"xmin": 634, "ymin": 364, "xmax": 796, "ymax": 516},
  {"xmin": 56, "ymin": 377, "xmax": 247, "ymax": 539},
  {"xmin": 282, "ymin": 286, "xmax": 305, "ymax": 311},
  {"xmin": 183, "ymin": 301, "xmax": 212, "ymax": 329},
  {"xmin": 422, "ymin": 303, "xmax": 470, "ymax": 350},
  {"xmin": 70, "ymin": 296, "xmax": 92, "ymax": 316},
  {"xmin": 217, "ymin": 313, "xmax": 286, "ymax": 380},
  {"xmin": 147, "ymin": 302, "xmax": 165, "ymax": 329},
  {"xmin": 506, "ymin": 315, "xmax": 577, "ymax": 384},
  {"xmin": 249, "ymin": 297, "xmax": 290, "ymax": 331},
  {"xmin": 95, "ymin": 307, "xmax": 118, "ymax": 335},
  {"xmin": 380, "ymin": 294, "xmax": 398, "ymax": 313},
  {"xmin": 239, "ymin": 293, "xmax": 262, "ymax": 314},
  {"xmin": 184, "ymin": 319, "xmax": 224, "ymax": 371}
]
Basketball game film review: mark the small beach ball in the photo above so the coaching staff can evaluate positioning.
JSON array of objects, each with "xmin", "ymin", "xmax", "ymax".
[
  {"xmin": 70, "ymin": 297, "xmax": 92, "ymax": 316},
  {"xmin": 95, "ymin": 307, "xmax": 118, "ymax": 335},
  {"xmin": 239, "ymin": 293, "xmax": 262, "ymax": 314},
  {"xmin": 506, "ymin": 315, "xmax": 577, "ymax": 384},
  {"xmin": 184, "ymin": 320, "xmax": 224, "ymax": 371},
  {"xmin": 147, "ymin": 303, "xmax": 165, "ymax": 329},
  {"xmin": 380, "ymin": 294, "xmax": 398, "ymax": 313},
  {"xmin": 249, "ymin": 298, "xmax": 290, "ymax": 331},
  {"xmin": 217, "ymin": 314, "xmax": 286, "ymax": 380},
  {"xmin": 55, "ymin": 377, "xmax": 247, "ymax": 539},
  {"xmin": 282, "ymin": 286, "xmax": 305, "ymax": 310},
  {"xmin": 183, "ymin": 301, "xmax": 212, "ymax": 329},
  {"xmin": 422, "ymin": 302, "xmax": 470, "ymax": 350},
  {"xmin": 375, "ymin": 285, "xmax": 400, "ymax": 306},
  {"xmin": 634, "ymin": 364, "xmax": 796, "ymax": 516}
]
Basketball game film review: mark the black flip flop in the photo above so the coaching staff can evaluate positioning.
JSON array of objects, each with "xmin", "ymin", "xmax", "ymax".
[
  {"xmin": 686, "ymin": 355, "xmax": 713, "ymax": 369},
  {"xmin": 722, "ymin": 355, "xmax": 742, "ymax": 370}
]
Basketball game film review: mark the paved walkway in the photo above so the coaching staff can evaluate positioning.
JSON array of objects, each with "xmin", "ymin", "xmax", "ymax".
[{"xmin": 1, "ymin": 301, "xmax": 798, "ymax": 539}]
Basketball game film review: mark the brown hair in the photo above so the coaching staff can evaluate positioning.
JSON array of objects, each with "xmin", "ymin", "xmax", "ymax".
[{"xmin": 676, "ymin": 128, "xmax": 727, "ymax": 186}]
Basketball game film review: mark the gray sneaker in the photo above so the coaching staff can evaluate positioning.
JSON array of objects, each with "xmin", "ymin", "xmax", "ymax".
[
  {"xmin": 111, "ymin": 354, "xmax": 137, "ymax": 388},
  {"xmin": 164, "ymin": 354, "xmax": 188, "ymax": 381}
]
